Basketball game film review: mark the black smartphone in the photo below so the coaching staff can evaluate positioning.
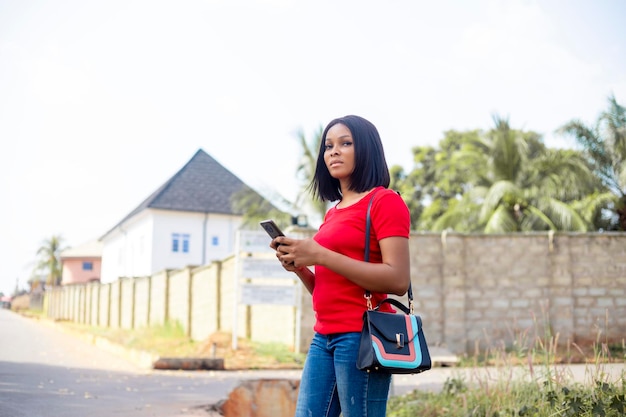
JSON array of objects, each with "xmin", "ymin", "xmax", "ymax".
[{"xmin": 259, "ymin": 219, "xmax": 285, "ymax": 239}]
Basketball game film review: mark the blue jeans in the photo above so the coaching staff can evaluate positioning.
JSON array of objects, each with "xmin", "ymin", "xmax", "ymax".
[{"xmin": 295, "ymin": 332, "xmax": 391, "ymax": 417}]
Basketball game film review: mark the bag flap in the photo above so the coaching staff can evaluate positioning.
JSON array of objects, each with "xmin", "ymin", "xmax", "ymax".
[{"xmin": 366, "ymin": 311, "xmax": 421, "ymax": 344}]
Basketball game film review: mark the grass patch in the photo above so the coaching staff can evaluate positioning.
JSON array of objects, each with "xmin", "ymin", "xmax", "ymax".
[
  {"xmin": 388, "ymin": 377, "xmax": 626, "ymax": 417},
  {"xmin": 253, "ymin": 341, "xmax": 306, "ymax": 365},
  {"xmin": 58, "ymin": 320, "xmax": 198, "ymax": 357},
  {"xmin": 47, "ymin": 316, "xmax": 305, "ymax": 370}
]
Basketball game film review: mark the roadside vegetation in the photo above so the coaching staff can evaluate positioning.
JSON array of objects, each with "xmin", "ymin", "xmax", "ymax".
[
  {"xmin": 387, "ymin": 313, "xmax": 625, "ymax": 416},
  {"xmin": 387, "ymin": 375, "xmax": 626, "ymax": 416},
  {"xmin": 42, "ymin": 315, "xmax": 305, "ymax": 370}
]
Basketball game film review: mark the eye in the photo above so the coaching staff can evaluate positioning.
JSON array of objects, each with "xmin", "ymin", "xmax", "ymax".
[
  {"xmin": 342, "ymin": 141, "xmax": 353, "ymax": 147},
  {"xmin": 324, "ymin": 143, "xmax": 333, "ymax": 151}
]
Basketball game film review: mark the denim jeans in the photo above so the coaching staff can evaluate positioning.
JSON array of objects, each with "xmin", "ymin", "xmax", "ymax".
[{"xmin": 295, "ymin": 332, "xmax": 391, "ymax": 417}]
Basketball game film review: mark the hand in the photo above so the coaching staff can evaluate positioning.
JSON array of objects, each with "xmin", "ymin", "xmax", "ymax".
[
  {"xmin": 273, "ymin": 236, "xmax": 321, "ymax": 269},
  {"xmin": 272, "ymin": 240, "xmax": 296, "ymax": 270}
]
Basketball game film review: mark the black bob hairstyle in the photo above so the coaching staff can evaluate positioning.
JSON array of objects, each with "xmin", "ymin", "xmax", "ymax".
[{"xmin": 309, "ymin": 115, "xmax": 390, "ymax": 202}]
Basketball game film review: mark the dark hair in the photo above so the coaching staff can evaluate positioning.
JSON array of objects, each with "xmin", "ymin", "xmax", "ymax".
[{"xmin": 309, "ymin": 115, "xmax": 390, "ymax": 202}]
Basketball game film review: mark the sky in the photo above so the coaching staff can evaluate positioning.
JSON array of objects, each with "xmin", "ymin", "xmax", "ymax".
[{"xmin": 1, "ymin": 0, "xmax": 625, "ymax": 295}]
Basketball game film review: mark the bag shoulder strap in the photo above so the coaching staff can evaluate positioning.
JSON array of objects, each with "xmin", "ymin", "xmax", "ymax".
[{"xmin": 363, "ymin": 189, "xmax": 413, "ymax": 308}]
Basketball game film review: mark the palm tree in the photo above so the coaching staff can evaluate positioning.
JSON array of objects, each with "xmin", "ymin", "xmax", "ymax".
[
  {"xmin": 35, "ymin": 235, "xmax": 67, "ymax": 287},
  {"xmin": 230, "ymin": 185, "xmax": 292, "ymax": 229},
  {"xmin": 390, "ymin": 130, "xmax": 483, "ymax": 231},
  {"xmin": 230, "ymin": 125, "xmax": 325, "ymax": 231},
  {"xmin": 432, "ymin": 116, "xmax": 600, "ymax": 232},
  {"xmin": 557, "ymin": 95, "xmax": 626, "ymax": 230},
  {"xmin": 294, "ymin": 125, "xmax": 327, "ymax": 223}
]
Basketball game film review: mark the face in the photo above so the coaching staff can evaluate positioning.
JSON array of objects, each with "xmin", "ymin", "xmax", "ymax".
[{"xmin": 324, "ymin": 123, "xmax": 355, "ymax": 180}]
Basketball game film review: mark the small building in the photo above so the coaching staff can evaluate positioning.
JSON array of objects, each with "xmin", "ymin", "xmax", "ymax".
[
  {"xmin": 0, "ymin": 295, "xmax": 11, "ymax": 309},
  {"xmin": 99, "ymin": 149, "xmax": 268, "ymax": 283},
  {"xmin": 60, "ymin": 240, "xmax": 103, "ymax": 285}
]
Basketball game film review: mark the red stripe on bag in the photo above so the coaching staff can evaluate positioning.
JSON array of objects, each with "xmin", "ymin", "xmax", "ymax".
[{"xmin": 370, "ymin": 315, "xmax": 416, "ymax": 362}]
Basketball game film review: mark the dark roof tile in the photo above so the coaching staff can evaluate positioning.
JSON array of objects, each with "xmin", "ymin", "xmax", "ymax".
[{"xmin": 102, "ymin": 149, "xmax": 258, "ymax": 239}]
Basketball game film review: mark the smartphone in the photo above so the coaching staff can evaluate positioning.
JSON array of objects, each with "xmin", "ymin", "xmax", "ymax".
[{"xmin": 259, "ymin": 219, "xmax": 285, "ymax": 239}]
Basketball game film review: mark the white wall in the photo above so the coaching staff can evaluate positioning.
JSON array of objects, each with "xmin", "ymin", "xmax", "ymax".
[
  {"xmin": 101, "ymin": 233, "xmax": 123, "ymax": 283},
  {"xmin": 202, "ymin": 212, "xmax": 241, "ymax": 262},
  {"xmin": 151, "ymin": 210, "xmax": 242, "ymax": 273},
  {"xmin": 101, "ymin": 208, "xmax": 243, "ymax": 283},
  {"xmin": 100, "ymin": 212, "xmax": 153, "ymax": 283}
]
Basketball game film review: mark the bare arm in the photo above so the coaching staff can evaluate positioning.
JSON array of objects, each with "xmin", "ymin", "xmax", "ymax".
[
  {"xmin": 293, "ymin": 266, "xmax": 315, "ymax": 295},
  {"xmin": 274, "ymin": 235, "xmax": 410, "ymax": 296}
]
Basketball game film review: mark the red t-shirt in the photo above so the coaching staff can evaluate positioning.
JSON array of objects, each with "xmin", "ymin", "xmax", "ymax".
[{"xmin": 312, "ymin": 186, "xmax": 410, "ymax": 334}]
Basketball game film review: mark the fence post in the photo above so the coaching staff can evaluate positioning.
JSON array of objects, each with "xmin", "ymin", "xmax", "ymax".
[{"xmin": 187, "ymin": 268, "xmax": 193, "ymax": 338}]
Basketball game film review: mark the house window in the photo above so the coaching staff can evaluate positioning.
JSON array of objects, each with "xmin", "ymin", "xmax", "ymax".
[
  {"xmin": 82, "ymin": 261, "xmax": 93, "ymax": 271},
  {"xmin": 182, "ymin": 234, "xmax": 190, "ymax": 253},
  {"xmin": 172, "ymin": 233, "xmax": 190, "ymax": 253},
  {"xmin": 212, "ymin": 236, "xmax": 219, "ymax": 246}
]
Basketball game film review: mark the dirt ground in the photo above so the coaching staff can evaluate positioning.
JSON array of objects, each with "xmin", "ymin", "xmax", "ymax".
[{"xmin": 193, "ymin": 331, "xmax": 304, "ymax": 370}]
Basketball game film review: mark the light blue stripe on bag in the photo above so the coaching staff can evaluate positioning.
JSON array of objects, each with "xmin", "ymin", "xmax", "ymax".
[{"xmin": 371, "ymin": 315, "xmax": 422, "ymax": 369}]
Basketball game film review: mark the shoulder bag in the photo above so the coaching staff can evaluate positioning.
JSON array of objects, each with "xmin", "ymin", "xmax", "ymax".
[{"xmin": 356, "ymin": 192, "xmax": 432, "ymax": 374}]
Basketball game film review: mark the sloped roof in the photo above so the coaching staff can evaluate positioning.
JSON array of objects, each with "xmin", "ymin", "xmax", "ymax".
[
  {"xmin": 61, "ymin": 239, "xmax": 103, "ymax": 258},
  {"xmin": 102, "ymin": 149, "xmax": 256, "ymax": 238}
]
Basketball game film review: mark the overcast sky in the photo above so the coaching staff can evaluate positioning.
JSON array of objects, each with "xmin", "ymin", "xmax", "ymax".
[{"xmin": 1, "ymin": 0, "xmax": 625, "ymax": 295}]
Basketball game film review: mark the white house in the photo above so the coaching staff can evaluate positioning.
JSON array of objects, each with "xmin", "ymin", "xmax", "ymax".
[{"xmin": 99, "ymin": 149, "xmax": 266, "ymax": 283}]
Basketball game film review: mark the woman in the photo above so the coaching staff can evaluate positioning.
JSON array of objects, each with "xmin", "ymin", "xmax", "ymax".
[{"xmin": 271, "ymin": 115, "xmax": 411, "ymax": 416}]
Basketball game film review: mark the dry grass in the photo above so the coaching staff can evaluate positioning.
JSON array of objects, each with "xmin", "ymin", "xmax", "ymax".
[{"xmin": 53, "ymin": 319, "xmax": 304, "ymax": 370}]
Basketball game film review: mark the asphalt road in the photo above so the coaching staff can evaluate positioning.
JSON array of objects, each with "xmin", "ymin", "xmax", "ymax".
[{"xmin": 0, "ymin": 309, "xmax": 285, "ymax": 417}]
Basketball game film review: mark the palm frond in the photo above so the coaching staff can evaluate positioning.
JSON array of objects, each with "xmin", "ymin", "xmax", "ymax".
[
  {"xmin": 479, "ymin": 180, "xmax": 520, "ymax": 222},
  {"xmin": 535, "ymin": 198, "xmax": 588, "ymax": 231},
  {"xmin": 601, "ymin": 94, "xmax": 626, "ymax": 161},
  {"xmin": 430, "ymin": 197, "xmax": 483, "ymax": 232},
  {"xmin": 618, "ymin": 161, "xmax": 626, "ymax": 196},
  {"xmin": 571, "ymin": 191, "xmax": 619, "ymax": 230},
  {"xmin": 484, "ymin": 205, "xmax": 518, "ymax": 233}
]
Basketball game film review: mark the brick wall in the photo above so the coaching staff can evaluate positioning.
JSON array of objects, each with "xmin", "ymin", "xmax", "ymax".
[{"xmin": 408, "ymin": 232, "xmax": 626, "ymax": 354}]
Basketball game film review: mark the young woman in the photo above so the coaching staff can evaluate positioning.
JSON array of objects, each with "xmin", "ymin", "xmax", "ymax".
[{"xmin": 271, "ymin": 115, "xmax": 411, "ymax": 417}]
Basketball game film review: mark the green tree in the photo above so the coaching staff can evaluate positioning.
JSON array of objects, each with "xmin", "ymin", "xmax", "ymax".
[
  {"xmin": 232, "ymin": 125, "xmax": 324, "ymax": 232},
  {"xmin": 230, "ymin": 185, "xmax": 292, "ymax": 229},
  {"xmin": 35, "ymin": 235, "xmax": 67, "ymax": 287},
  {"xmin": 557, "ymin": 94, "xmax": 626, "ymax": 230},
  {"xmin": 390, "ymin": 129, "xmax": 480, "ymax": 230},
  {"xmin": 231, "ymin": 126, "xmax": 327, "ymax": 232},
  {"xmin": 395, "ymin": 116, "xmax": 602, "ymax": 232}
]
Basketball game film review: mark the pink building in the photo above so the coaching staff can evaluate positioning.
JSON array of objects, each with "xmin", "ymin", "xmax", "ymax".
[{"xmin": 60, "ymin": 240, "xmax": 103, "ymax": 285}]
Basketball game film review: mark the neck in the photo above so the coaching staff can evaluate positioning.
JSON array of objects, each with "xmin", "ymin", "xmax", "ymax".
[{"xmin": 338, "ymin": 186, "xmax": 377, "ymax": 207}]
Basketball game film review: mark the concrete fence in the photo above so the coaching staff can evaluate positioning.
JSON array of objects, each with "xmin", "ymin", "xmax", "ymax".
[{"xmin": 44, "ymin": 232, "xmax": 626, "ymax": 355}]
